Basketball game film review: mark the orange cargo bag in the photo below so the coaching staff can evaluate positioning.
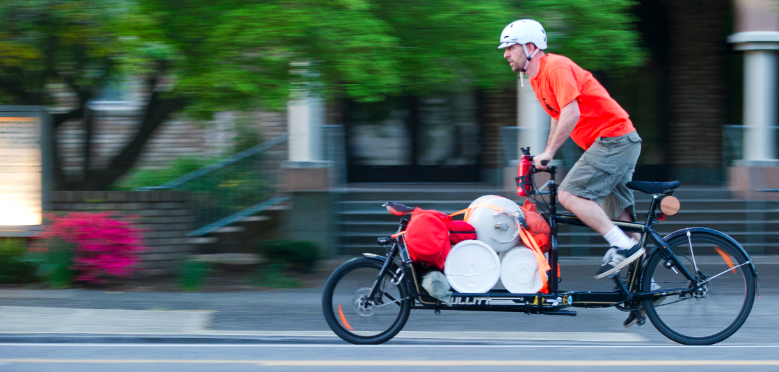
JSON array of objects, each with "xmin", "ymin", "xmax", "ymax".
[{"xmin": 522, "ymin": 199, "xmax": 551, "ymax": 253}]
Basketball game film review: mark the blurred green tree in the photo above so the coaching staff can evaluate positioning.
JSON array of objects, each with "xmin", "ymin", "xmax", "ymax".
[{"xmin": 0, "ymin": 0, "xmax": 643, "ymax": 190}]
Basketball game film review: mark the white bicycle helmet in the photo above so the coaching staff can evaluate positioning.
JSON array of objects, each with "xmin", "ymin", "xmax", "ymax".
[
  {"xmin": 498, "ymin": 19, "xmax": 547, "ymax": 50},
  {"xmin": 498, "ymin": 19, "xmax": 547, "ymax": 86}
]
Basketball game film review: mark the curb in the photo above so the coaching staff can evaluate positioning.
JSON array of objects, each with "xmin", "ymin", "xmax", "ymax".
[{"xmin": 0, "ymin": 334, "xmax": 342, "ymax": 344}]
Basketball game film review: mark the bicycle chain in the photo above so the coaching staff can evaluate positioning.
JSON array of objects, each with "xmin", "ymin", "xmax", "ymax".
[{"xmin": 654, "ymin": 296, "xmax": 691, "ymax": 307}]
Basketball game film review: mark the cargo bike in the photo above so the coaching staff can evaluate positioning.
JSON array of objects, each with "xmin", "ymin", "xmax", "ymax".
[{"xmin": 322, "ymin": 149, "xmax": 758, "ymax": 345}]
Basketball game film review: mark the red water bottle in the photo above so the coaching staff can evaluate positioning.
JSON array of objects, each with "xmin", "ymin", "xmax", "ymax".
[{"xmin": 516, "ymin": 147, "xmax": 533, "ymax": 197}]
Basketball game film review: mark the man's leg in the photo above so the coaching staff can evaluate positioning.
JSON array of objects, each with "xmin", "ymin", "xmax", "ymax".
[
  {"xmin": 557, "ymin": 134, "xmax": 642, "ymax": 278},
  {"xmin": 616, "ymin": 208, "xmax": 640, "ymax": 241},
  {"xmin": 558, "ymin": 190, "xmax": 615, "ymax": 235},
  {"xmin": 559, "ymin": 191, "xmax": 637, "ymax": 247}
]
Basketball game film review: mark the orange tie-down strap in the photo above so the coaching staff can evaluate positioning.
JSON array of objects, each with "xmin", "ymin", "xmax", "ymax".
[
  {"xmin": 519, "ymin": 227, "xmax": 554, "ymax": 294},
  {"xmin": 393, "ymin": 203, "xmax": 509, "ymax": 238},
  {"xmin": 454, "ymin": 203, "xmax": 507, "ymax": 221}
]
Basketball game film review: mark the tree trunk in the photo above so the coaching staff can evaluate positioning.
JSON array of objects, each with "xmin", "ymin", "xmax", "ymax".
[{"xmin": 80, "ymin": 92, "xmax": 184, "ymax": 190}]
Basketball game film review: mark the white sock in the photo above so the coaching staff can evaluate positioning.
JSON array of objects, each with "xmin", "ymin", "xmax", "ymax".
[{"xmin": 603, "ymin": 226, "xmax": 636, "ymax": 250}]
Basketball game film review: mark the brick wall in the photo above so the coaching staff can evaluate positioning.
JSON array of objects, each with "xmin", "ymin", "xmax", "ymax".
[
  {"xmin": 481, "ymin": 89, "xmax": 518, "ymax": 169},
  {"xmin": 56, "ymin": 108, "xmax": 288, "ymax": 183},
  {"xmin": 50, "ymin": 191, "xmax": 195, "ymax": 277},
  {"xmin": 665, "ymin": 0, "xmax": 729, "ymax": 170}
]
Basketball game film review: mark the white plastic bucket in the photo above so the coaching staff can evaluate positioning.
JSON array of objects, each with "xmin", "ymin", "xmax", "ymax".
[
  {"xmin": 465, "ymin": 195, "xmax": 521, "ymax": 252},
  {"xmin": 444, "ymin": 240, "xmax": 500, "ymax": 293},
  {"xmin": 499, "ymin": 245, "xmax": 542, "ymax": 294}
]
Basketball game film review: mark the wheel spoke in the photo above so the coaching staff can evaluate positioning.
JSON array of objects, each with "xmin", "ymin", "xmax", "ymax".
[
  {"xmin": 642, "ymin": 232, "xmax": 755, "ymax": 345},
  {"xmin": 699, "ymin": 261, "xmax": 751, "ymax": 285},
  {"xmin": 322, "ymin": 258, "xmax": 411, "ymax": 344}
]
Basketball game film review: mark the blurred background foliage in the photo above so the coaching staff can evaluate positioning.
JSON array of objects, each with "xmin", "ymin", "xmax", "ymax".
[
  {"xmin": 0, "ymin": 0, "xmax": 644, "ymax": 111},
  {"xmin": 0, "ymin": 0, "xmax": 644, "ymax": 189}
]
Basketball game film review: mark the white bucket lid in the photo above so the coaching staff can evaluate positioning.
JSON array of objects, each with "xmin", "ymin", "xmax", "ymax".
[
  {"xmin": 465, "ymin": 195, "xmax": 521, "ymax": 252},
  {"xmin": 444, "ymin": 240, "xmax": 500, "ymax": 293},
  {"xmin": 500, "ymin": 245, "xmax": 542, "ymax": 294}
]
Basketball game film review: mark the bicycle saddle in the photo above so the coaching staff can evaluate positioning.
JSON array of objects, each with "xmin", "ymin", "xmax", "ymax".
[
  {"xmin": 626, "ymin": 181, "xmax": 681, "ymax": 194},
  {"xmin": 383, "ymin": 201, "xmax": 416, "ymax": 216}
]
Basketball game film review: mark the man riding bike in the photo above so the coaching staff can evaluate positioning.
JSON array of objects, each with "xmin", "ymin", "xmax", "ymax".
[{"xmin": 500, "ymin": 19, "xmax": 647, "ymax": 325}]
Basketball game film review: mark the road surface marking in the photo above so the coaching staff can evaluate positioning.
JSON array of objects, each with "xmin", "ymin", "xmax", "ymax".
[
  {"xmin": 3, "ymin": 343, "xmax": 779, "ymax": 348},
  {"xmin": 194, "ymin": 330, "xmax": 648, "ymax": 342},
  {"xmin": 1, "ymin": 359, "xmax": 779, "ymax": 366}
]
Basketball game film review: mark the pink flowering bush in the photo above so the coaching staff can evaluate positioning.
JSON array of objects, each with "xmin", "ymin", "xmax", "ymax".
[{"xmin": 41, "ymin": 212, "xmax": 147, "ymax": 284}]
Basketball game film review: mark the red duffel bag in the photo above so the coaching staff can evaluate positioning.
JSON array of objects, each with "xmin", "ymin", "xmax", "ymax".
[
  {"xmin": 403, "ymin": 208, "xmax": 452, "ymax": 270},
  {"xmin": 449, "ymin": 220, "xmax": 477, "ymax": 245}
]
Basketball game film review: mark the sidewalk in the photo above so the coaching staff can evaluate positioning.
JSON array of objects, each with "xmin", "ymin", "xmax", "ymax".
[{"xmin": 0, "ymin": 305, "xmax": 646, "ymax": 343}]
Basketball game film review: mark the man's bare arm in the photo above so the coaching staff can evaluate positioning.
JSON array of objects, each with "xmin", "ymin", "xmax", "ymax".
[
  {"xmin": 546, "ymin": 117, "xmax": 558, "ymax": 150},
  {"xmin": 533, "ymin": 100, "xmax": 580, "ymax": 168},
  {"xmin": 545, "ymin": 100, "xmax": 580, "ymax": 155}
]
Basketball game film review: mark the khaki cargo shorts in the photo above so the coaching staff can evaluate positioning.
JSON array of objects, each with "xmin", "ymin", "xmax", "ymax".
[{"xmin": 559, "ymin": 131, "xmax": 642, "ymax": 221}]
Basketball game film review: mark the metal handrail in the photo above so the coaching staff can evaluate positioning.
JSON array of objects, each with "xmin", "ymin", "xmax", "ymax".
[
  {"xmin": 133, "ymin": 133, "xmax": 289, "ymax": 237},
  {"xmin": 135, "ymin": 134, "xmax": 289, "ymax": 191}
]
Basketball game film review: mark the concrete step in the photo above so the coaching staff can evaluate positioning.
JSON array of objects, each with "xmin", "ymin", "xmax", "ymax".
[
  {"xmin": 337, "ymin": 198, "xmax": 779, "ymax": 210},
  {"xmin": 335, "ymin": 185, "xmax": 733, "ymax": 202},
  {"xmin": 241, "ymin": 216, "xmax": 271, "ymax": 222},
  {"xmin": 192, "ymin": 208, "xmax": 280, "ymax": 254},
  {"xmin": 336, "ymin": 211, "xmax": 779, "ymax": 226},
  {"xmin": 337, "ymin": 239, "xmax": 779, "ymax": 257},
  {"xmin": 189, "ymin": 253, "xmax": 264, "ymax": 265},
  {"xmin": 332, "ymin": 184, "xmax": 775, "ymax": 256},
  {"xmin": 338, "ymin": 234, "xmax": 779, "ymax": 253}
]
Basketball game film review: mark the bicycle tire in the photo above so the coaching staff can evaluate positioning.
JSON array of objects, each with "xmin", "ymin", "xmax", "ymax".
[
  {"xmin": 322, "ymin": 257, "xmax": 412, "ymax": 344},
  {"xmin": 641, "ymin": 231, "xmax": 756, "ymax": 345}
]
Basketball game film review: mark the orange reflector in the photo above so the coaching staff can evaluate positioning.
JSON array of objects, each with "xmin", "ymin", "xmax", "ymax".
[
  {"xmin": 338, "ymin": 305, "xmax": 354, "ymax": 331},
  {"xmin": 714, "ymin": 247, "xmax": 736, "ymax": 274}
]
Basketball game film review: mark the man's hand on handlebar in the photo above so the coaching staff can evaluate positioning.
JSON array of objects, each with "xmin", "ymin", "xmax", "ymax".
[{"xmin": 532, "ymin": 151, "xmax": 553, "ymax": 170}]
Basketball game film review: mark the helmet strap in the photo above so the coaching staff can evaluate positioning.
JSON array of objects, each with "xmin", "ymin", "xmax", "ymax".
[{"xmin": 519, "ymin": 44, "xmax": 540, "ymax": 88}]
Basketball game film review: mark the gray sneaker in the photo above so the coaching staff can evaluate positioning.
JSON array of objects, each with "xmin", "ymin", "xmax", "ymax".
[{"xmin": 595, "ymin": 244, "xmax": 645, "ymax": 279}]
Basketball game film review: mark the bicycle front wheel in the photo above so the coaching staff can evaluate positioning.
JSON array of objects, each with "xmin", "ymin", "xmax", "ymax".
[
  {"xmin": 642, "ymin": 231, "xmax": 756, "ymax": 345},
  {"xmin": 322, "ymin": 257, "xmax": 411, "ymax": 344}
]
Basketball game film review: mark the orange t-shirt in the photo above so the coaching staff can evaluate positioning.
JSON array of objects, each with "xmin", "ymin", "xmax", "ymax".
[{"xmin": 529, "ymin": 54, "xmax": 635, "ymax": 150}]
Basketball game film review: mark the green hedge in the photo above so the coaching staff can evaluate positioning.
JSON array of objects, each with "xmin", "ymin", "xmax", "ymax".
[
  {"xmin": 255, "ymin": 239, "xmax": 320, "ymax": 273},
  {"xmin": 0, "ymin": 239, "xmax": 37, "ymax": 283}
]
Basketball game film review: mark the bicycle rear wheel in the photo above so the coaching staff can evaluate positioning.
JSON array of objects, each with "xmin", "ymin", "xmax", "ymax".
[
  {"xmin": 322, "ymin": 257, "xmax": 411, "ymax": 344},
  {"xmin": 641, "ymin": 231, "xmax": 756, "ymax": 345}
]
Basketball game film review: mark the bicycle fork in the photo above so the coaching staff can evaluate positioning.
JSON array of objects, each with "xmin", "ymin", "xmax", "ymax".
[{"xmin": 366, "ymin": 243, "xmax": 399, "ymax": 302}]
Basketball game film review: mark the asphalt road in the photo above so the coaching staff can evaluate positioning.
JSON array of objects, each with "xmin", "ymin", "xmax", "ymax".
[
  {"xmin": 2, "ymin": 343, "xmax": 779, "ymax": 371},
  {"xmin": 2, "ymin": 258, "xmax": 775, "ymax": 342},
  {"xmin": 0, "ymin": 257, "xmax": 776, "ymax": 370}
]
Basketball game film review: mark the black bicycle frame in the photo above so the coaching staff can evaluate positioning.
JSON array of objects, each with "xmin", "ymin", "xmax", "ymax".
[
  {"xmin": 539, "ymin": 166, "xmax": 698, "ymax": 293},
  {"xmin": 366, "ymin": 166, "xmax": 706, "ymax": 313}
]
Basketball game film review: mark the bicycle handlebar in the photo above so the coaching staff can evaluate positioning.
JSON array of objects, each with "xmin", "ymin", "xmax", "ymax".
[{"xmin": 528, "ymin": 155, "xmax": 549, "ymax": 167}]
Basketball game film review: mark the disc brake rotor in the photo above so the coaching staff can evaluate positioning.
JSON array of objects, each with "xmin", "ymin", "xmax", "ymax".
[
  {"xmin": 352, "ymin": 288, "xmax": 376, "ymax": 317},
  {"xmin": 693, "ymin": 283, "xmax": 710, "ymax": 300}
]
